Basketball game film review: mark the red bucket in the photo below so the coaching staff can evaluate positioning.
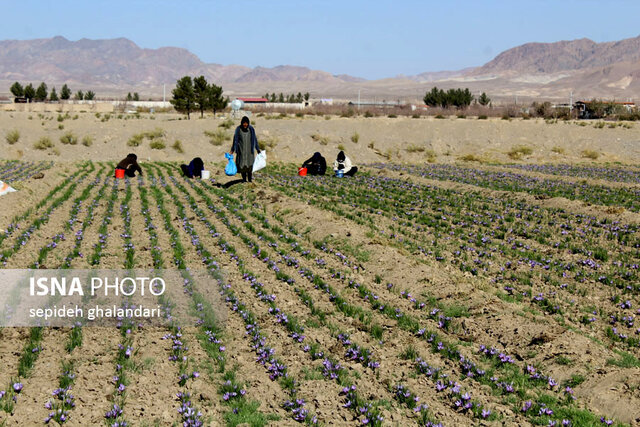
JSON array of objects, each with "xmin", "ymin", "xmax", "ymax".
[
  {"xmin": 115, "ymin": 168, "xmax": 125, "ymax": 179},
  {"xmin": 298, "ymin": 167, "xmax": 307, "ymax": 177}
]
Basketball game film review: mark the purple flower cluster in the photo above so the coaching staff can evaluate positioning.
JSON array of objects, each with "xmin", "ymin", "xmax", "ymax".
[{"xmin": 177, "ymin": 392, "xmax": 203, "ymax": 427}]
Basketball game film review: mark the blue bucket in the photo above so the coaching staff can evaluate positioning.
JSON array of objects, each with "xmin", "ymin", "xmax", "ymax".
[{"xmin": 335, "ymin": 169, "xmax": 344, "ymax": 178}]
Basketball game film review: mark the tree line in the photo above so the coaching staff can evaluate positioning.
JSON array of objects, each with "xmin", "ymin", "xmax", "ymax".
[
  {"xmin": 10, "ymin": 82, "xmax": 95, "ymax": 101},
  {"xmin": 170, "ymin": 75, "xmax": 227, "ymax": 119},
  {"xmin": 423, "ymin": 87, "xmax": 490, "ymax": 108},
  {"xmin": 263, "ymin": 92, "xmax": 310, "ymax": 103}
]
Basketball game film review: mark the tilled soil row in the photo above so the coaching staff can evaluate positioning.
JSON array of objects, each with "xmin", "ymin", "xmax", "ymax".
[
  {"xmin": 185, "ymin": 176, "xmax": 532, "ymax": 425},
  {"xmin": 142, "ymin": 170, "xmax": 294, "ymax": 424},
  {"xmin": 259, "ymin": 172, "xmax": 638, "ymax": 360},
  {"xmin": 158, "ymin": 168, "xmax": 483, "ymax": 425}
]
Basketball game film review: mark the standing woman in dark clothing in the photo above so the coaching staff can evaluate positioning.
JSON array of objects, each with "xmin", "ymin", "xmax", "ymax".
[
  {"xmin": 230, "ymin": 116, "xmax": 261, "ymax": 182},
  {"xmin": 116, "ymin": 153, "xmax": 143, "ymax": 177}
]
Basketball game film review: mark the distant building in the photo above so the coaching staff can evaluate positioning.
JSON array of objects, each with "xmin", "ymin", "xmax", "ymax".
[
  {"xmin": 237, "ymin": 97, "xmax": 268, "ymax": 104},
  {"xmin": 574, "ymin": 100, "xmax": 635, "ymax": 118},
  {"xmin": 348, "ymin": 100, "xmax": 403, "ymax": 108}
]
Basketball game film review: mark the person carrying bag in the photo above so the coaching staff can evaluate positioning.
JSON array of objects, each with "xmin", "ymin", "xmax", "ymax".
[{"xmin": 230, "ymin": 116, "xmax": 261, "ymax": 182}]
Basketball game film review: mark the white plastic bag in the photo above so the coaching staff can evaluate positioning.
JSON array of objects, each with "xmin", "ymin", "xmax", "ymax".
[
  {"xmin": 253, "ymin": 151, "xmax": 267, "ymax": 172},
  {"xmin": 0, "ymin": 181, "xmax": 16, "ymax": 196}
]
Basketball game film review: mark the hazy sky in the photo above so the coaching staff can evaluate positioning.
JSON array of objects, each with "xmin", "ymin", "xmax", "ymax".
[{"xmin": 2, "ymin": 0, "xmax": 640, "ymax": 79}]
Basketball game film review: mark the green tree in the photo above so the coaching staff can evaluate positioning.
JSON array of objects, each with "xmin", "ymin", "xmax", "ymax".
[
  {"xmin": 133, "ymin": 92, "xmax": 139, "ymax": 101},
  {"xmin": 74, "ymin": 90, "xmax": 84, "ymax": 100},
  {"xmin": 207, "ymin": 82, "xmax": 226, "ymax": 116},
  {"xmin": 10, "ymin": 82, "xmax": 24, "ymax": 97},
  {"xmin": 296, "ymin": 92, "xmax": 303, "ymax": 103},
  {"xmin": 424, "ymin": 87, "xmax": 473, "ymax": 109},
  {"xmin": 478, "ymin": 92, "xmax": 490, "ymax": 106},
  {"xmin": 60, "ymin": 84, "xmax": 71, "ymax": 100},
  {"xmin": 49, "ymin": 87, "xmax": 59, "ymax": 101},
  {"xmin": 287, "ymin": 94, "xmax": 295, "ymax": 103},
  {"xmin": 270, "ymin": 93, "xmax": 276, "ymax": 102},
  {"xmin": 304, "ymin": 92, "xmax": 310, "ymax": 101},
  {"xmin": 24, "ymin": 83, "xmax": 36, "ymax": 101},
  {"xmin": 85, "ymin": 90, "xmax": 95, "ymax": 100},
  {"xmin": 278, "ymin": 93, "xmax": 284, "ymax": 103},
  {"xmin": 263, "ymin": 93, "xmax": 269, "ymax": 100},
  {"xmin": 423, "ymin": 86, "xmax": 443, "ymax": 107},
  {"xmin": 126, "ymin": 92, "xmax": 133, "ymax": 101},
  {"xmin": 35, "ymin": 82, "xmax": 48, "ymax": 101},
  {"xmin": 171, "ymin": 76, "xmax": 195, "ymax": 119},
  {"xmin": 193, "ymin": 75, "xmax": 209, "ymax": 118}
]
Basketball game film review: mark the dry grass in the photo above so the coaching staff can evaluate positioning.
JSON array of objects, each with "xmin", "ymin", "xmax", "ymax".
[
  {"xmin": 33, "ymin": 136, "xmax": 53, "ymax": 150},
  {"xmin": 551, "ymin": 146, "xmax": 565, "ymax": 154},
  {"xmin": 425, "ymin": 149, "xmax": 437, "ymax": 163},
  {"xmin": 351, "ymin": 131, "xmax": 360, "ymax": 143},
  {"xmin": 459, "ymin": 153, "xmax": 482, "ymax": 162},
  {"xmin": 5, "ymin": 129, "xmax": 20, "ymax": 145},
  {"xmin": 150, "ymin": 139, "xmax": 166, "ymax": 150},
  {"xmin": 507, "ymin": 145, "xmax": 533, "ymax": 160},
  {"xmin": 406, "ymin": 144, "xmax": 425, "ymax": 153},
  {"xmin": 60, "ymin": 132, "xmax": 78, "ymax": 145},
  {"xmin": 204, "ymin": 129, "xmax": 229, "ymax": 146},
  {"xmin": 144, "ymin": 128, "xmax": 165, "ymax": 140},
  {"xmin": 172, "ymin": 140, "xmax": 184, "ymax": 153},
  {"xmin": 259, "ymin": 135, "xmax": 278, "ymax": 150},
  {"xmin": 218, "ymin": 119, "xmax": 234, "ymax": 129},
  {"xmin": 82, "ymin": 135, "xmax": 94, "ymax": 147},
  {"xmin": 581, "ymin": 149, "xmax": 600, "ymax": 160},
  {"xmin": 311, "ymin": 133, "xmax": 330, "ymax": 145},
  {"xmin": 127, "ymin": 133, "xmax": 144, "ymax": 147}
]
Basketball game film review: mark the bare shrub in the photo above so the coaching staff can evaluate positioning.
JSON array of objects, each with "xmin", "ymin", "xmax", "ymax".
[
  {"xmin": 172, "ymin": 140, "xmax": 184, "ymax": 153},
  {"xmin": 459, "ymin": 153, "xmax": 482, "ymax": 162},
  {"xmin": 82, "ymin": 135, "xmax": 94, "ymax": 147},
  {"xmin": 144, "ymin": 128, "xmax": 165, "ymax": 140},
  {"xmin": 127, "ymin": 133, "xmax": 144, "ymax": 147},
  {"xmin": 311, "ymin": 133, "xmax": 330, "ymax": 145},
  {"xmin": 406, "ymin": 144, "xmax": 425, "ymax": 153},
  {"xmin": 205, "ymin": 130, "xmax": 228, "ymax": 146},
  {"xmin": 507, "ymin": 145, "xmax": 533, "ymax": 160},
  {"xmin": 5, "ymin": 130, "xmax": 20, "ymax": 145},
  {"xmin": 60, "ymin": 132, "xmax": 78, "ymax": 145},
  {"xmin": 259, "ymin": 135, "xmax": 278, "ymax": 150},
  {"xmin": 150, "ymin": 139, "xmax": 166, "ymax": 149},
  {"xmin": 34, "ymin": 137, "xmax": 53, "ymax": 150},
  {"xmin": 425, "ymin": 149, "xmax": 437, "ymax": 163},
  {"xmin": 219, "ymin": 119, "xmax": 234, "ymax": 129},
  {"xmin": 581, "ymin": 149, "xmax": 600, "ymax": 160},
  {"xmin": 351, "ymin": 132, "xmax": 360, "ymax": 143}
]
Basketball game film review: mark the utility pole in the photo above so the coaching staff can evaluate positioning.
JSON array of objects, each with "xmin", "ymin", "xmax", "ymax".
[
  {"xmin": 163, "ymin": 84, "xmax": 166, "ymax": 103},
  {"xmin": 569, "ymin": 91, "xmax": 573, "ymax": 117}
]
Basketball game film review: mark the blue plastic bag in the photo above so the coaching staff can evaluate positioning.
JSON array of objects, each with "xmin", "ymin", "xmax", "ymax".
[{"xmin": 224, "ymin": 152, "xmax": 237, "ymax": 176}]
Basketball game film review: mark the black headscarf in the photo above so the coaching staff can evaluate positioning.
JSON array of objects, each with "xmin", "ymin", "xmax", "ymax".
[{"xmin": 337, "ymin": 151, "xmax": 345, "ymax": 162}]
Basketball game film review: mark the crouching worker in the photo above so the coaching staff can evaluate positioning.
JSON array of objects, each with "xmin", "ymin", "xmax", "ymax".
[
  {"xmin": 302, "ymin": 152, "xmax": 327, "ymax": 176},
  {"xmin": 333, "ymin": 151, "xmax": 358, "ymax": 176},
  {"xmin": 116, "ymin": 153, "xmax": 143, "ymax": 177},
  {"xmin": 180, "ymin": 157, "xmax": 204, "ymax": 178}
]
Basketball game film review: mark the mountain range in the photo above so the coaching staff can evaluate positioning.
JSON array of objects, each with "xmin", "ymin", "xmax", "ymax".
[{"xmin": 1, "ymin": 35, "xmax": 640, "ymax": 102}]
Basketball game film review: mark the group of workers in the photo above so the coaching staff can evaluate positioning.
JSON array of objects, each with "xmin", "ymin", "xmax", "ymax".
[{"xmin": 116, "ymin": 115, "xmax": 358, "ymax": 180}]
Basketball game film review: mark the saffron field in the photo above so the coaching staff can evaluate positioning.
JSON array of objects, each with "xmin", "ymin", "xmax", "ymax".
[{"xmin": 0, "ymin": 160, "xmax": 638, "ymax": 426}]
